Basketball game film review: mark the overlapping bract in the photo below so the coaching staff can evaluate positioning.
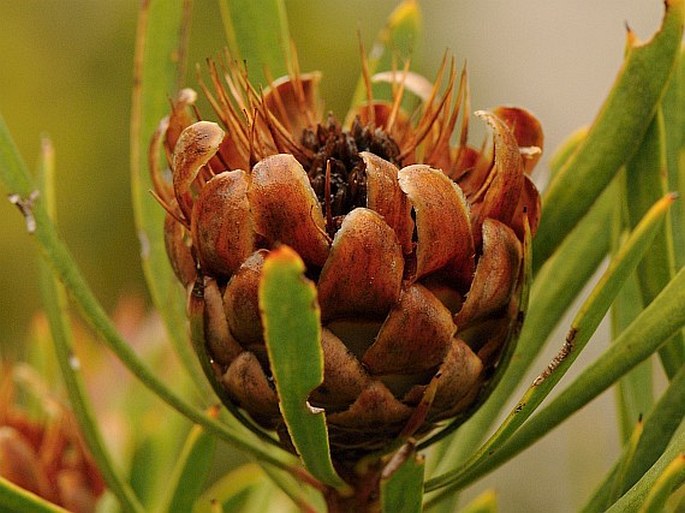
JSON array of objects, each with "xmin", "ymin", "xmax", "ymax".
[{"xmin": 151, "ymin": 57, "xmax": 542, "ymax": 457}]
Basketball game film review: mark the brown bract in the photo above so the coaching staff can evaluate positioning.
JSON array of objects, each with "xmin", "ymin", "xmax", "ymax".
[
  {"xmin": 151, "ymin": 54, "xmax": 543, "ymax": 459},
  {"xmin": 0, "ymin": 366, "xmax": 105, "ymax": 513}
]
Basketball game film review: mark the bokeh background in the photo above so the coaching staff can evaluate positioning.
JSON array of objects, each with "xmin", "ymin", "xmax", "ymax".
[{"xmin": 0, "ymin": 1, "xmax": 670, "ymax": 511}]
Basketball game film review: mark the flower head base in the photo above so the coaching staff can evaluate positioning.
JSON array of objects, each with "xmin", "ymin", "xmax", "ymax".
[{"xmin": 151, "ymin": 53, "xmax": 542, "ymax": 459}]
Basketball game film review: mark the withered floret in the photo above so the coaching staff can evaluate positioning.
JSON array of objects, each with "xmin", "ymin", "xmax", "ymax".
[{"xmin": 151, "ymin": 54, "xmax": 542, "ymax": 460}]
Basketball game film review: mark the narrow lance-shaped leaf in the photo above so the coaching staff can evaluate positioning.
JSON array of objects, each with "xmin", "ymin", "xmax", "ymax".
[
  {"xmin": 425, "ymin": 192, "xmax": 676, "ymax": 496},
  {"xmin": 157, "ymin": 416, "xmax": 217, "ymax": 513},
  {"xmin": 662, "ymin": 48, "xmax": 684, "ymax": 269},
  {"xmin": 604, "ymin": 424, "xmax": 685, "ymax": 513},
  {"xmin": 636, "ymin": 454, "xmax": 685, "ymax": 513},
  {"xmin": 607, "ymin": 418, "xmax": 644, "ymax": 505},
  {"xmin": 625, "ymin": 109, "xmax": 683, "ymax": 377},
  {"xmin": 381, "ymin": 444, "xmax": 425, "ymax": 513},
  {"xmin": 193, "ymin": 464, "xmax": 264, "ymax": 513},
  {"xmin": 610, "ymin": 185, "xmax": 652, "ymax": 442},
  {"xmin": 36, "ymin": 137, "xmax": 145, "ymax": 513},
  {"xmin": 533, "ymin": 0, "xmax": 684, "ymax": 270},
  {"xmin": 433, "ymin": 262, "xmax": 685, "ymax": 494},
  {"xmin": 131, "ymin": 0, "xmax": 207, "ymax": 394},
  {"xmin": 580, "ymin": 365, "xmax": 685, "ymax": 512},
  {"xmin": 0, "ymin": 477, "xmax": 71, "ymax": 513},
  {"xmin": 219, "ymin": 0, "xmax": 291, "ymax": 87},
  {"xmin": 259, "ymin": 245, "xmax": 349, "ymax": 490}
]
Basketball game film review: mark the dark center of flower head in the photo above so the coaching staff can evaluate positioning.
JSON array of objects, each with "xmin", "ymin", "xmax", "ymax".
[{"xmin": 300, "ymin": 114, "xmax": 401, "ymax": 235}]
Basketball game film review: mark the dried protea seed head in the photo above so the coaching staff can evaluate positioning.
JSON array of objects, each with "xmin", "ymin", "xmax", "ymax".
[{"xmin": 151, "ymin": 52, "xmax": 542, "ymax": 460}]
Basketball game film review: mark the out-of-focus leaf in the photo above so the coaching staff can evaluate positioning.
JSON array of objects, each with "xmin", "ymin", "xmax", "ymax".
[
  {"xmin": 349, "ymin": 0, "xmax": 422, "ymax": 108},
  {"xmin": 625, "ymin": 110, "xmax": 683, "ymax": 377},
  {"xmin": 663, "ymin": 48, "xmax": 684, "ymax": 269},
  {"xmin": 456, "ymin": 490, "xmax": 498, "ymax": 513},
  {"xmin": 219, "ymin": 0, "xmax": 290, "ymax": 86},
  {"xmin": 381, "ymin": 445, "xmax": 424, "ymax": 513},
  {"xmin": 0, "ymin": 477, "xmax": 70, "ymax": 513},
  {"xmin": 259, "ymin": 245, "xmax": 348, "ymax": 490},
  {"xmin": 36, "ymin": 138, "xmax": 145, "ymax": 513},
  {"xmin": 157, "ymin": 419, "xmax": 217, "ymax": 513},
  {"xmin": 581, "ymin": 365, "xmax": 685, "ymax": 512},
  {"xmin": 131, "ymin": 0, "xmax": 207, "ymax": 395},
  {"xmin": 425, "ymin": 193, "xmax": 675, "ymax": 497},
  {"xmin": 604, "ymin": 424, "xmax": 685, "ymax": 513},
  {"xmin": 547, "ymin": 126, "xmax": 588, "ymax": 177},
  {"xmin": 259, "ymin": 464, "xmax": 325, "ymax": 513},
  {"xmin": 533, "ymin": 0, "xmax": 684, "ymax": 270},
  {"xmin": 610, "ymin": 268, "xmax": 652, "ymax": 442},
  {"xmin": 193, "ymin": 464, "xmax": 263, "ymax": 513}
]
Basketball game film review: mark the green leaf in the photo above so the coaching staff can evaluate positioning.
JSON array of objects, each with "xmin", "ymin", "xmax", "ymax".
[
  {"xmin": 547, "ymin": 126, "xmax": 588, "ymax": 177},
  {"xmin": 533, "ymin": 0, "xmax": 684, "ymax": 270},
  {"xmin": 130, "ymin": 0, "xmax": 207, "ymax": 395},
  {"xmin": 0, "ymin": 477, "xmax": 70, "ymax": 513},
  {"xmin": 157, "ymin": 420, "xmax": 217, "ymax": 513},
  {"xmin": 663, "ymin": 48, "xmax": 684, "ymax": 269},
  {"xmin": 219, "ymin": 0, "xmax": 291, "ymax": 86},
  {"xmin": 36, "ymin": 138, "xmax": 145, "ymax": 513},
  {"xmin": 381, "ymin": 445, "xmax": 425, "ymax": 513},
  {"xmin": 456, "ymin": 490, "xmax": 498, "ymax": 513},
  {"xmin": 349, "ymin": 0, "xmax": 422, "ymax": 109},
  {"xmin": 193, "ymin": 464, "xmax": 263, "ymax": 513},
  {"xmin": 637, "ymin": 453, "xmax": 685, "ymax": 513},
  {"xmin": 580, "ymin": 365, "xmax": 685, "ymax": 512},
  {"xmin": 604, "ymin": 424, "xmax": 685, "ymax": 513},
  {"xmin": 425, "ymin": 192, "xmax": 676, "ymax": 496},
  {"xmin": 610, "ymin": 269, "xmax": 652, "ymax": 442},
  {"xmin": 608, "ymin": 418, "xmax": 644, "ymax": 505},
  {"xmin": 625, "ymin": 109, "xmax": 683, "ymax": 377},
  {"xmin": 259, "ymin": 245, "xmax": 348, "ymax": 490}
]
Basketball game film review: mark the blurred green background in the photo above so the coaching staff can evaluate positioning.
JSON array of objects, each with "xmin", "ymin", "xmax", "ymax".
[{"xmin": 0, "ymin": 1, "xmax": 666, "ymax": 511}]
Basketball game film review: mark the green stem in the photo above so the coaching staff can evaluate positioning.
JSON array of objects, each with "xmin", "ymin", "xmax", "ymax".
[{"xmin": 37, "ymin": 137, "xmax": 145, "ymax": 513}]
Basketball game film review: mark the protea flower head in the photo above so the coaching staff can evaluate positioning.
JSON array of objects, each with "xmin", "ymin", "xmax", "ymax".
[
  {"xmin": 151, "ymin": 52, "xmax": 542, "ymax": 461},
  {"xmin": 0, "ymin": 364, "xmax": 106, "ymax": 513}
]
